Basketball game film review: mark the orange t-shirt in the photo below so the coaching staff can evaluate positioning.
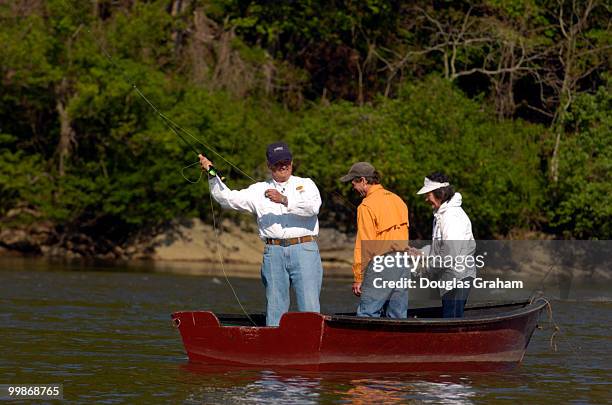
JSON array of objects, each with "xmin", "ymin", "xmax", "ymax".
[{"xmin": 352, "ymin": 184, "xmax": 409, "ymax": 282}]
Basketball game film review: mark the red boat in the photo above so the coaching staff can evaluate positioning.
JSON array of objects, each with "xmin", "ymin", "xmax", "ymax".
[{"xmin": 171, "ymin": 299, "xmax": 548, "ymax": 372}]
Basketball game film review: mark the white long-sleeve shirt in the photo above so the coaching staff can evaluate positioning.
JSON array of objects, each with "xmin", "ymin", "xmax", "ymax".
[{"xmin": 208, "ymin": 175, "xmax": 321, "ymax": 240}]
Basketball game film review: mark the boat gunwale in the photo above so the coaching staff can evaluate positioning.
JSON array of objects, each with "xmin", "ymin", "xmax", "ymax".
[
  {"xmin": 325, "ymin": 298, "xmax": 547, "ymax": 327},
  {"xmin": 197, "ymin": 299, "xmax": 548, "ymax": 328}
]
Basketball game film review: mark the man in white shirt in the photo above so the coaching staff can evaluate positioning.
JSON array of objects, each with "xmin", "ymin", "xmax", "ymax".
[{"xmin": 198, "ymin": 142, "xmax": 323, "ymax": 326}]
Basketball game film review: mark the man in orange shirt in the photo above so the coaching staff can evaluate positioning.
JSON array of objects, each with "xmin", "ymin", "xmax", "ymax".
[{"xmin": 340, "ymin": 162, "xmax": 411, "ymax": 318}]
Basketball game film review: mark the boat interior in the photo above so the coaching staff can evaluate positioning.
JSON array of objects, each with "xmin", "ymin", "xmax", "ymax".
[{"xmin": 216, "ymin": 300, "xmax": 534, "ymax": 327}]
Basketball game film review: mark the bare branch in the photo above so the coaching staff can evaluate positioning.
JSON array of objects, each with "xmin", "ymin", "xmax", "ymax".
[
  {"xmin": 450, "ymin": 38, "xmax": 528, "ymax": 80},
  {"xmin": 576, "ymin": 63, "xmax": 605, "ymax": 81},
  {"xmin": 451, "ymin": 65, "xmax": 533, "ymax": 79},
  {"xmin": 558, "ymin": 0, "xmax": 569, "ymax": 40},
  {"xmin": 523, "ymin": 103, "xmax": 555, "ymax": 118},
  {"xmin": 458, "ymin": 6, "xmax": 473, "ymax": 42},
  {"xmin": 414, "ymin": 6, "xmax": 446, "ymax": 38},
  {"xmin": 575, "ymin": 44, "xmax": 612, "ymax": 58}
]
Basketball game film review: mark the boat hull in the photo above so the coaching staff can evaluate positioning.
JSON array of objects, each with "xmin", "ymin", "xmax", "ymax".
[{"xmin": 171, "ymin": 299, "xmax": 547, "ymax": 372}]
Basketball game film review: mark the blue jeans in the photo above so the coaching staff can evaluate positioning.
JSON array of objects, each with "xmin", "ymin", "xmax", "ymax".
[
  {"xmin": 261, "ymin": 241, "xmax": 323, "ymax": 326},
  {"xmin": 357, "ymin": 256, "xmax": 409, "ymax": 318},
  {"xmin": 441, "ymin": 277, "xmax": 473, "ymax": 318}
]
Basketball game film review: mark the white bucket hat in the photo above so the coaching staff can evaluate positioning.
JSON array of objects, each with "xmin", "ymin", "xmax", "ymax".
[{"xmin": 416, "ymin": 177, "xmax": 450, "ymax": 194}]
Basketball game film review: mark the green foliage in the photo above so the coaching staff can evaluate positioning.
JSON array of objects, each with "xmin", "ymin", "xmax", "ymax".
[
  {"xmin": 0, "ymin": 0, "xmax": 608, "ymax": 250},
  {"xmin": 549, "ymin": 84, "xmax": 612, "ymax": 239},
  {"xmin": 0, "ymin": 0, "xmax": 295, "ymax": 246},
  {"xmin": 0, "ymin": 147, "xmax": 53, "ymax": 224},
  {"xmin": 289, "ymin": 77, "xmax": 544, "ymax": 238},
  {"xmin": 106, "ymin": 1, "xmax": 176, "ymax": 68}
]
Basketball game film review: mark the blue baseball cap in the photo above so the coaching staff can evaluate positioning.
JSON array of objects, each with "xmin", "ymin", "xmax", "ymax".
[{"xmin": 266, "ymin": 142, "xmax": 293, "ymax": 165}]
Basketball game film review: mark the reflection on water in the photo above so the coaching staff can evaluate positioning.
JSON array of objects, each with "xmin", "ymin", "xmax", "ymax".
[
  {"xmin": 1, "ymin": 258, "xmax": 610, "ymax": 403},
  {"xmin": 178, "ymin": 365, "xmax": 482, "ymax": 404},
  {"xmin": 328, "ymin": 376, "xmax": 477, "ymax": 405},
  {"xmin": 183, "ymin": 370, "xmax": 324, "ymax": 404}
]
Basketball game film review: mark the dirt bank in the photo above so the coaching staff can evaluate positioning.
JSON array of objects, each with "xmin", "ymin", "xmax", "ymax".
[
  {"xmin": 140, "ymin": 219, "xmax": 355, "ymax": 277},
  {"xmin": 0, "ymin": 218, "xmax": 355, "ymax": 276},
  {"xmin": 1, "ymin": 219, "xmax": 608, "ymax": 282}
]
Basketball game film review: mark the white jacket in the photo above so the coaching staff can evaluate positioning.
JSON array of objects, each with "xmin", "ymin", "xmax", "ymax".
[{"xmin": 425, "ymin": 193, "xmax": 477, "ymax": 292}]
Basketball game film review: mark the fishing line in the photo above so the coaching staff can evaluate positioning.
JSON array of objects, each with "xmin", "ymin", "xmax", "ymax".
[
  {"xmin": 60, "ymin": 0, "xmax": 256, "ymax": 322},
  {"xmin": 208, "ymin": 192, "xmax": 257, "ymax": 326},
  {"xmin": 180, "ymin": 161, "xmax": 203, "ymax": 184},
  {"xmin": 63, "ymin": 1, "xmax": 255, "ymax": 182},
  {"xmin": 131, "ymin": 85, "xmax": 257, "ymax": 182},
  {"xmin": 64, "ymin": 2, "xmax": 360, "ymax": 326}
]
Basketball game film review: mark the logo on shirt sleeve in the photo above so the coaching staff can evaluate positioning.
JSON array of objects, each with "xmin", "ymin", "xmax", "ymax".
[{"xmin": 296, "ymin": 185, "xmax": 304, "ymax": 192}]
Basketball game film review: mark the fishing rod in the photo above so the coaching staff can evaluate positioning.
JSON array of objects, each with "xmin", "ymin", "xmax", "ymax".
[
  {"xmin": 93, "ymin": 42, "xmax": 227, "ymax": 179},
  {"xmin": 70, "ymin": 3, "xmax": 358, "ymax": 222},
  {"xmin": 62, "ymin": 4, "xmax": 356, "ymax": 240},
  {"xmin": 59, "ymin": 0, "xmax": 257, "ymax": 324},
  {"xmin": 70, "ymin": 3, "xmax": 355, "ymax": 212}
]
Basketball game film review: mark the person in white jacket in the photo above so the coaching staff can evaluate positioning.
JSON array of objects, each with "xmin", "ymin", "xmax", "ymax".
[{"xmin": 417, "ymin": 172, "xmax": 476, "ymax": 318}]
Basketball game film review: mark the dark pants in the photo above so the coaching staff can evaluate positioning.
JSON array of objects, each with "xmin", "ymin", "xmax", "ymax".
[{"xmin": 441, "ymin": 277, "xmax": 473, "ymax": 318}]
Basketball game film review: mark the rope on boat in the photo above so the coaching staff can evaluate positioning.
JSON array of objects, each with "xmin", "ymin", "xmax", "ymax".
[
  {"xmin": 536, "ymin": 297, "xmax": 582, "ymax": 356},
  {"xmin": 530, "ymin": 263, "xmax": 560, "ymax": 350},
  {"xmin": 534, "ymin": 297, "xmax": 559, "ymax": 351},
  {"xmin": 542, "ymin": 299, "xmax": 560, "ymax": 351},
  {"xmin": 61, "ymin": 0, "xmax": 256, "ymax": 323},
  {"xmin": 529, "ymin": 261, "xmax": 583, "ymax": 355}
]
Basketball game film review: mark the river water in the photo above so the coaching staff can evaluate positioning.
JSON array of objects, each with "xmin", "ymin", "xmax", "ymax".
[{"xmin": 1, "ymin": 258, "xmax": 610, "ymax": 404}]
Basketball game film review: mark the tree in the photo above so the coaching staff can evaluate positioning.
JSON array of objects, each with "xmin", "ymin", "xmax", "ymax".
[{"xmin": 537, "ymin": 0, "xmax": 611, "ymax": 182}]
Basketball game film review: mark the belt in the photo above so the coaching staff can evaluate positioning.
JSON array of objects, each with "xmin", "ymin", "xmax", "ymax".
[{"xmin": 265, "ymin": 235, "xmax": 315, "ymax": 247}]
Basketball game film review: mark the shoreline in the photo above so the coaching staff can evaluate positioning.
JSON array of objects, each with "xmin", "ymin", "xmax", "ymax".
[
  {"xmin": 1, "ymin": 219, "xmax": 609, "ymax": 282},
  {"xmin": 0, "ymin": 218, "xmax": 355, "ymax": 268}
]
